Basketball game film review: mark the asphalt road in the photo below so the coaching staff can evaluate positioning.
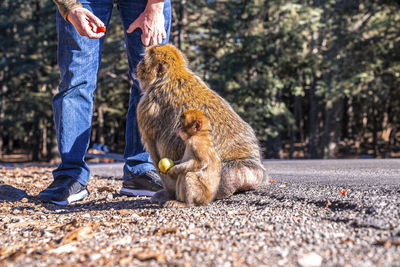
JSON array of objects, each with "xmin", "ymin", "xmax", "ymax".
[
  {"xmin": 91, "ymin": 158, "xmax": 400, "ymax": 185},
  {"xmin": 89, "ymin": 159, "xmax": 400, "ymax": 266}
]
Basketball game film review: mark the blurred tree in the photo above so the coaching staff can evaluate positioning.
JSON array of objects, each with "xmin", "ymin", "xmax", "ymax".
[
  {"xmin": 0, "ymin": 0, "xmax": 59, "ymax": 161},
  {"xmin": 0, "ymin": 0, "xmax": 399, "ymax": 161}
]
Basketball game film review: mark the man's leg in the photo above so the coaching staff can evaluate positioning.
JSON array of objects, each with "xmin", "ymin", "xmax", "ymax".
[
  {"xmin": 39, "ymin": 2, "xmax": 114, "ymax": 205},
  {"xmin": 117, "ymin": 0, "xmax": 171, "ymax": 196}
]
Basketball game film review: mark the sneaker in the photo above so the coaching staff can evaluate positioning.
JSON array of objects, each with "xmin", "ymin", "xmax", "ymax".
[
  {"xmin": 120, "ymin": 170, "xmax": 163, "ymax": 197},
  {"xmin": 38, "ymin": 176, "xmax": 89, "ymax": 205}
]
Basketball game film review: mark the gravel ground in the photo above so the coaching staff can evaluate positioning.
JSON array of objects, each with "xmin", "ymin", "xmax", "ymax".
[{"xmin": 0, "ymin": 161, "xmax": 399, "ymax": 267}]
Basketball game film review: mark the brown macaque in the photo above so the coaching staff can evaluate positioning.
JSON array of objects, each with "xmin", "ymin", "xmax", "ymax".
[
  {"xmin": 136, "ymin": 44, "xmax": 266, "ymax": 205},
  {"xmin": 164, "ymin": 109, "xmax": 221, "ymax": 208}
]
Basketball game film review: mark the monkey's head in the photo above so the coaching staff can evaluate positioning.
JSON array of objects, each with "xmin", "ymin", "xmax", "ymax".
[
  {"xmin": 177, "ymin": 109, "xmax": 211, "ymax": 141},
  {"xmin": 136, "ymin": 44, "xmax": 189, "ymax": 91}
]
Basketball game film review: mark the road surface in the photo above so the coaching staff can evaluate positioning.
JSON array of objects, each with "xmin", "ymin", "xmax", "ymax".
[{"xmin": 89, "ymin": 159, "xmax": 400, "ymax": 266}]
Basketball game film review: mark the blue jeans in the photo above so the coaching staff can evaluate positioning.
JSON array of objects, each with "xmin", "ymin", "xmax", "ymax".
[{"xmin": 52, "ymin": 0, "xmax": 171, "ymax": 186}]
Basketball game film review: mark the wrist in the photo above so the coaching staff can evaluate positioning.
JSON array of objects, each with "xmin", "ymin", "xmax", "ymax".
[
  {"xmin": 66, "ymin": 7, "xmax": 83, "ymax": 22},
  {"xmin": 145, "ymin": 0, "xmax": 164, "ymax": 12}
]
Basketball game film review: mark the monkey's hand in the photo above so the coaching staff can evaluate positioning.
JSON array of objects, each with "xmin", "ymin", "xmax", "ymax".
[
  {"xmin": 166, "ymin": 166, "xmax": 179, "ymax": 180},
  {"xmin": 167, "ymin": 159, "xmax": 202, "ymax": 179},
  {"xmin": 67, "ymin": 7, "xmax": 105, "ymax": 39}
]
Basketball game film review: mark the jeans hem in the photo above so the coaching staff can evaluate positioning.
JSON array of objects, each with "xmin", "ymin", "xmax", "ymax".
[
  {"xmin": 123, "ymin": 164, "xmax": 156, "ymax": 180},
  {"xmin": 54, "ymin": 173, "xmax": 89, "ymax": 187}
]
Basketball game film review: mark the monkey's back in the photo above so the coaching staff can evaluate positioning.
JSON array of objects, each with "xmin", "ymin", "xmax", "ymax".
[{"xmin": 138, "ymin": 70, "xmax": 262, "ymax": 166}]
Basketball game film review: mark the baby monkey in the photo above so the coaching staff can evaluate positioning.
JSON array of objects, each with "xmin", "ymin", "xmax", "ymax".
[{"xmin": 165, "ymin": 109, "xmax": 221, "ymax": 208}]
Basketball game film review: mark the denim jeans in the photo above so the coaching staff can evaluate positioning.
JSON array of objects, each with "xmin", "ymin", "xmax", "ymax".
[{"xmin": 52, "ymin": 0, "xmax": 171, "ymax": 186}]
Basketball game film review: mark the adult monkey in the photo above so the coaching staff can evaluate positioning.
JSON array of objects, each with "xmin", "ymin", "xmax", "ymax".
[{"xmin": 136, "ymin": 44, "xmax": 267, "ymax": 205}]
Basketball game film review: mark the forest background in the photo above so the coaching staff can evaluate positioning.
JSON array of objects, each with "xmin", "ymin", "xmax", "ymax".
[{"xmin": 0, "ymin": 0, "xmax": 399, "ymax": 162}]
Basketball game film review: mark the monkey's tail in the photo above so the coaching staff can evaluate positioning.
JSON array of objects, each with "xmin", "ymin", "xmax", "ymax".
[{"xmin": 215, "ymin": 158, "xmax": 267, "ymax": 199}]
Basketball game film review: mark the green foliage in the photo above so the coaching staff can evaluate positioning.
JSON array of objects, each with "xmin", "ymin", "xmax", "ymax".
[
  {"xmin": 176, "ymin": 0, "xmax": 400, "ymax": 158},
  {"xmin": 1, "ymin": 0, "xmax": 399, "ymax": 160},
  {"xmin": 1, "ymin": 0, "xmax": 58, "ymax": 159}
]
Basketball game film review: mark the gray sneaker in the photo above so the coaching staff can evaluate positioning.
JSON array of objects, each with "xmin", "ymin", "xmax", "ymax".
[
  {"xmin": 120, "ymin": 170, "xmax": 163, "ymax": 197},
  {"xmin": 38, "ymin": 176, "xmax": 89, "ymax": 205}
]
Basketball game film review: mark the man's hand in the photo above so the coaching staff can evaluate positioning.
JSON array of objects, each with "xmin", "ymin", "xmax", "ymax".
[
  {"xmin": 126, "ymin": 1, "xmax": 166, "ymax": 46},
  {"xmin": 67, "ymin": 7, "xmax": 105, "ymax": 39}
]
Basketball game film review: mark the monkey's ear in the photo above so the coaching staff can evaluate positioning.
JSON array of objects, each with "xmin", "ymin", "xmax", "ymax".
[
  {"xmin": 194, "ymin": 119, "xmax": 202, "ymax": 131},
  {"xmin": 157, "ymin": 61, "xmax": 169, "ymax": 77}
]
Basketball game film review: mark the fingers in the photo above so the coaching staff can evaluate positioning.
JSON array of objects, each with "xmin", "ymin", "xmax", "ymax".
[
  {"xmin": 84, "ymin": 23, "xmax": 105, "ymax": 39},
  {"xmin": 156, "ymin": 34, "xmax": 162, "ymax": 46},
  {"xmin": 161, "ymin": 30, "xmax": 166, "ymax": 41},
  {"xmin": 85, "ymin": 11, "xmax": 105, "ymax": 39},
  {"xmin": 127, "ymin": 19, "xmax": 140, "ymax": 34},
  {"xmin": 155, "ymin": 29, "xmax": 166, "ymax": 45},
  {"xmin": 141, "ymin": 29, "xmax": 166, "ymax": 46},
  {"xmin": 68, "ymin": 7, "xmax": 105, "ymax": 39},
  {"xmin": 127, "ymin": 14, "xmax": 167, "ymax": 46},
  {"xmin": 158, "ymin": 29, "xmax": 167, "ymax": 45},
  {"xmin": 86, "ymin": 11, "xmax": 104, "ymax": 28},
  {"xmin": 141, "ymin": 32, "xmax": 152, "ymax": 47}
]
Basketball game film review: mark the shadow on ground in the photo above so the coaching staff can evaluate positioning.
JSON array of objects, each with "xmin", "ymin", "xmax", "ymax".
[{"xmin": 0, "ymin": 184, "xmax": 28, "ymax": 201}]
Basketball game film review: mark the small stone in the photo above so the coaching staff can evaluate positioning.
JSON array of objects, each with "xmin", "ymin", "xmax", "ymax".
[
  {"xmin": 12, "ymin": 209, "xmax": 21, "ymax": 215},
  {"xmin": 298, "ymin": 252, "xmax": 323, "ymax": 267}
]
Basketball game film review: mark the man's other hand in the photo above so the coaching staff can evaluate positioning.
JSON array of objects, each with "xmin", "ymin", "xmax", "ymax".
[{"xmin": 126, "ymin": 1, "xmax": 166, "ymax": 46}]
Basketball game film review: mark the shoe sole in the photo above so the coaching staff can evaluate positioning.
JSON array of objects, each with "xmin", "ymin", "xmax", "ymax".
[
  {"xmin": 50, "ymin": 189, "xmax": 90, "ymax": 206},
  {"xmin": 120, "ymin": 188, "xmax": 157, "ymax": 197}
]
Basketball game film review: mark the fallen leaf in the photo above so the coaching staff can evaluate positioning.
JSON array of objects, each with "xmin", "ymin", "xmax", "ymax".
[
  {"xmin": 61, "ymin": 226, "xmax": 92, "ymax": 244},
  {"xmin": 339, "ymin": 189, "xmax": 348, "ymax": 195},
  {"xmin": 154, "ymin": 227, "xmax": 178, "ymax": 235},
  {"xmin": 117, "ymin": 209, "xmax": 130, "ymax": 216},
  {"xmin": 112, "ymin": 236, "xmax": 133, "ymax": 246},
  {"xmin": 227, "ymin": 210, "xmax": 249, "ymax": 216},
  {"xmin": 119, "ymin": 256, "xmax": 132, "ymax": 265},
  {"xmin": 7, "ymin": 221, "xmax": 35, "ymax": 229},
  {"xmin": 97, "ymin": 186, "xmax": 114, "ymax": 193},
  {"xmin": 61, "ymin": 219, "xmax": 79, "ymax": 231},
  {"xmin": 49, "ymin": 243, "xmax": 78, "ymax": 254},
  {"xmin": 325, "ymin": 201, "xmax": 332, "ymax": 208},
  {"xmin": 376, "ymin": 239, "xmax": 400, "ymax": 248},
  {"xmin": 135, "ymin": 250, "xmax": 165, "ymax": 261},
  {"xmin": 0, "ymin": 244, "xmax": 23, "ymax": 260},
  {"xmin": 340, "ymin": 237, "xmax": 355, "ymax": 243}
]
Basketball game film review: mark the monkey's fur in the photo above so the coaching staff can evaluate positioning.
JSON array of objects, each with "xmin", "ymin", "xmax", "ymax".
[
  {"xmin": 164, "ymin": 109, "xmax": 221, "ymax": 208},
  {"xmin": 136, "ymin": 44, "xmax": 266, "ymax": 204}
]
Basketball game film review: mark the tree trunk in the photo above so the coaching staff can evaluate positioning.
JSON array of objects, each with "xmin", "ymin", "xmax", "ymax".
[
  {"xmin": 41, "ymin": 119, "xmax": 48, "ymax": 159},
  {"xmin": 289, "ymin": 127, "xmax": 295, "ymax": 159},
  {"xmin": 309, "ymin": 78, "xmax": 319, "ymax": 158},
  {"xmin": 323, "ymin": 98, "xmax": 344, "ymax": 158},
  {"xmin": 372, "ymin": 105, "xmax": 378, "ymax": 157},
  {"xmin": 49, "ymin": 131, "xmax": 60, "ymax": 163},
  {"xmin": 98, "ymin": 104, "xmax": 105, "ymax": 145},
  {"xmin": 31, "ymin": 120, "xmax": 41, "ymax": 161},
  {"xmin": 177, "ymin": 0, "xmax": 186, "ymax": 50},
  {"xmin": 0, "ymin": 83, "xmax": 6, "ymax": 157},
  {"xmin": 290, "ymin": 94, "xmax": 303, "ymax": 158}
]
